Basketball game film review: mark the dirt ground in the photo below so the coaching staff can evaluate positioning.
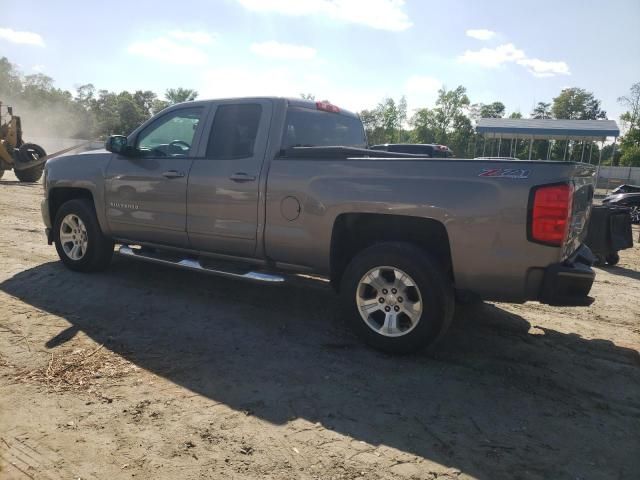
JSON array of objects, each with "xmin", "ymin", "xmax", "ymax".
[{"xmin": 1, "ymin": 169, "xmax": 639, "ymax": 480}]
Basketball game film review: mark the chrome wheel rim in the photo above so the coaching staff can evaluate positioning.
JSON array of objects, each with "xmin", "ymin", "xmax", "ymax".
[
  {"xmin": 59, "ymin": 214, "xmax": 88, "ymax": 260},
  {"xmin": 631, "ymin": 207, "xmax": 640, "ymax": 224},
  {"xmin": 356, "ymin": 266, "xmax": 423, "ymax": 338}
]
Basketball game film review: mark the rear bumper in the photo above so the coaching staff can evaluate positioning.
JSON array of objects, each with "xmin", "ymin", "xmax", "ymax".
[{"xmin": 539, "ymin": 244, "xmax": 595, "ymax": 306}]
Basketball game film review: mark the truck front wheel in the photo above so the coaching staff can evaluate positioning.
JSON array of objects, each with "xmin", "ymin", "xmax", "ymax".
[
  {"xmin": 53, "ymin": 199, "xmax": 114, "ymax": 272},
  {"xmin": 340, "ymin": 242, "xmax": 454, "ymax": 354}
]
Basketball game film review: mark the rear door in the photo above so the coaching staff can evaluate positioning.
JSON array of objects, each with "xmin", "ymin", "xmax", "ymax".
[
  {"xmin": 105, "ymin": 106, "xmax": 206, "ymax": 247},
  {"xmin": 187, "ymin": 99, "xmax": 272, "ymax": 257}
]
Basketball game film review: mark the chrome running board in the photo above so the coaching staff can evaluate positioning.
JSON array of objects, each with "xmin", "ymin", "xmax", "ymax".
[{"xmin": 117, "ymin": 245, "xmax": 285, "ymax": 283}]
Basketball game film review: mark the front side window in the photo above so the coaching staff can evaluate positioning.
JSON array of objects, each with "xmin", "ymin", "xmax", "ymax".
[
  {"xmin": 137, "ymin": 107, "xmax": 203, "ymax": 157},
  {"xmin": 206, "ymin": 104, "xmax": 262, "ymax": 159}
]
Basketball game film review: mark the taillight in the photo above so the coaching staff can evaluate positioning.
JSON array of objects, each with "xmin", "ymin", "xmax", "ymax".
[
  {"xmin": 316, "ymin": 101, "xmax": 340, "ymax": 113},
  {"xmin": 529, "ymin": 183, "xmax": 573, "ymax": 246}
]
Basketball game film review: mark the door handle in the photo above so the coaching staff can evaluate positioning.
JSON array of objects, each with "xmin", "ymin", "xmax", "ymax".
[
  {"xmin": 162, "ymin": 170, "xmax": 185, "ymax": 179},
  {"xmin": 229, "ymin": 172, "xmax": 256, "ymax": 182}
]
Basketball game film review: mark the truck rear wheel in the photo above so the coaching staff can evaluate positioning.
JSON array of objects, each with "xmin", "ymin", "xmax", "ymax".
[
  {"xmin": 53, "ymin": 199, "xmax": 114, "ymax": 272},
  {"xmin": 340, "ymin": 242, "xmax": 454, "ymax": 354}
]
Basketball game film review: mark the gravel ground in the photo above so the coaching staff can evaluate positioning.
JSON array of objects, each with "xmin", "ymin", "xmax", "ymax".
[{"xmin": 1, "ymin": 170, "xmax": 639, "ymax": 480}]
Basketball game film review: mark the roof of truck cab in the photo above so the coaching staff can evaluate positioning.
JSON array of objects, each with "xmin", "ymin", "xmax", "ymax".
[
  {"xmin": 476, "ymin": 118, "xmax": 620, "ymax": 140},
  {"xmin": 170, "ymin": 97, "xmax": 359, "ymax": 118}
]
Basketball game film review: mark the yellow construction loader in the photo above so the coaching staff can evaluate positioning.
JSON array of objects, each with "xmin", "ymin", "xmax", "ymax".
[{"xmin": 0, "ymin": 101, "xmax": 47, "ymax": 182}]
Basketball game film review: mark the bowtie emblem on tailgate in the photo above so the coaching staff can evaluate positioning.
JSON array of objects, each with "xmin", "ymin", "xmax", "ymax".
[{"xmin": 478, "ymin": 168, "xmax": 530, "ymax": 179}]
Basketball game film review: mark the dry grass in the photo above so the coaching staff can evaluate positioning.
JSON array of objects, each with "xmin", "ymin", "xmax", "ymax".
[{"xmin": 14, "ymin": 345, "xmax": 138, "ymax": 395}]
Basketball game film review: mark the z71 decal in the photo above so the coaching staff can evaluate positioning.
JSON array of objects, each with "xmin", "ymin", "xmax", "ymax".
[{"xmin": 478, "ymin": 168, "xmax": 530, "ymax": 179}]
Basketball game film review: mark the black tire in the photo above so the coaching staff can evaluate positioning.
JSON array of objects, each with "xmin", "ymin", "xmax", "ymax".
[
  {"xmin": 340, "ymin": 242, "xmax": 455, "ymax": 354},
  {"xmin": 605, "ymin": 252, "xmax": 620, "ymax": 266},
  {"xmin": 15, "ymin": 143, "xmax": 46, "ymax": 182},
  {"xmin": 53, "ymin": 199, "xmax": 114, "ymax": 272}
]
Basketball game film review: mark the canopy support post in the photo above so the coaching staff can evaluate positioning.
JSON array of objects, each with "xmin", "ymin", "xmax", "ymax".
[
  {"xmin": 606, "ymin": 137, "xmax": 618, "ymax": 193},
  {"xmin": 581, "ymin": 141, "xmax": 586, "ymax": 163},
  {"xmin": 547, "ymin": 140, "xmax": 552, "ymax": 160},
  {"xmin": 563, "ymin": 138, "xmax": 569, "ymax": 160},
  {"xmin": 482, "ymin": 135, "xmax": 487, "ymax": 156},
  {"xmin": 528, "ymin": 137, "xmax": 533, "ymax": 160},
  {"xmin": 497, "ymin": 136, "xmax": 502, "ymax": 157},
  {"xmin": 595, "ymin": 140, "xmax": 604, "ymax": 191}
]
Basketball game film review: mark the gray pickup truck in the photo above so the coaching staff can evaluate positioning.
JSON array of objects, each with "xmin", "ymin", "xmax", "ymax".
[{"xmin": 41, "ymin": 97, "xmax": 596, "ymax": 353}]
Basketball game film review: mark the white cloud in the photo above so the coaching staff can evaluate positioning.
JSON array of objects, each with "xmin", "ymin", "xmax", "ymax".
[
  {"xmin": 458, "ymin": 42, "xmax": 570, "ymax": 78},
  {"xmin": 236, "ymin": 0, "xmax": 412, "ymax": 31},
  {"xmin": 517, "ymin": 58, "xmax": 570, "ymax": 77},
  {"xmin": 0, "ymin": 27, "xmax": 45, "ymax": 46},
  {"xmin": 199, "ymin": 65, "xmax": 384, "ymax": 112},
  {"xmin": 168, "ymin": 30, "xmax": 216, "ymax": 45},
  {"xmin": 250, "ymin": 41, "xmax": 316, "ymax": 60},
  {"xmin": 458, "ymin": 43, "xmax": 525, "ymax": 68},
  {"xmin": 405, "ymin": 75, "xmax": 442, "ymax": 94},
  {"xmin": 465, "ymin": 29, "xmax": 496, "ymax": 41},
  {"xmin": 127, "ymin": 37, "xmax": 208, "ymax": 65},
  {"xmin": 31, "ymin": 64, "xmax": 45, "ymax": 72}
]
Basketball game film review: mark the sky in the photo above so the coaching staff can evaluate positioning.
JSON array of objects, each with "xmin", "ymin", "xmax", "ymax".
[{"xmin": 2, "ymin": 0, "xmax": 639, "ymax": 121}]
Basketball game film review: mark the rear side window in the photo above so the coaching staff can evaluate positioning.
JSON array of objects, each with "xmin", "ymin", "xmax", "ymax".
[
  {"xmin": 282, "ymin": 107, "xmax": 366, "ymax": 149},
  {"xmin": 207, "ymin": 104, "xmax": 262, "ymax": 159}
]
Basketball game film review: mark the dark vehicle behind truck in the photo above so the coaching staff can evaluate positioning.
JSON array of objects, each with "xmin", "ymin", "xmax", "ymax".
[{"xmin": 370, "ymin": 143, "xmax": 454, "ymax": 157}]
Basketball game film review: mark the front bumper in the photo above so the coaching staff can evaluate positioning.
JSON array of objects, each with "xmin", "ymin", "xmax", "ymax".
[{"xmin": 539, "ymin": 244, "xmax": 595, "ymax": 306}]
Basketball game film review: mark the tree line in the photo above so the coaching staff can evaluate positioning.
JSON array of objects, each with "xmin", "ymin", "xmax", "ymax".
[
  {"xmin": 1, "ymin": 56, "xmax": 638, "ymax": 166},
  {"xmin": 0, "ymin": 56, "xmax": 197, "ymax": 140},
  {"xmin": 354, "ymin": 84, "xmax": 639, "ymax": 166}
]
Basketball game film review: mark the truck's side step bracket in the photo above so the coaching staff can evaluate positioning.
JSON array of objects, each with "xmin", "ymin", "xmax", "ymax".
[{"xmin": 117, "ymin": 245, "xmax": 285, "ymax": 283}]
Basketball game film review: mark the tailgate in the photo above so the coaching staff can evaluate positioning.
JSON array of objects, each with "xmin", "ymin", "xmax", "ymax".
[{"xmin": 565, "ymin": 164, "xmax": 596, "ymax": 258}]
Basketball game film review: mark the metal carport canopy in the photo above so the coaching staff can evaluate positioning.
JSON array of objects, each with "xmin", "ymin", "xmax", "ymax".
[{"xmin": 475, "ymin": 118, "xmax": 620, "ymax": 141}]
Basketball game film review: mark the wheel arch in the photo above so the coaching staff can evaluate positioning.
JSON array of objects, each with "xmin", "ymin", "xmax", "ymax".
[
  {"xmin": 49, "ymin": 187, "xmax": 101, "ymax": 231},
  {"xmin": 329, "ymin": 213, "xmax": 453, "ymax": 290}
]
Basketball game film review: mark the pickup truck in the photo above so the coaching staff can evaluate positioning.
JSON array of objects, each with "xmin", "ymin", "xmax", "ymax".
[{"xmin": 41, "ymin": 97, "xmax": 596, "ymax": 353}]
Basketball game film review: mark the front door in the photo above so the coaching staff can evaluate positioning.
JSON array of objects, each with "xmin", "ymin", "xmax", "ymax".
[
  {"xmin": 105, "ymin": 106, "xmax": 206, "ymax": 248},
  {"xmin": 187, "ymin": 100, "xmax": 272, "ymax": 257}
]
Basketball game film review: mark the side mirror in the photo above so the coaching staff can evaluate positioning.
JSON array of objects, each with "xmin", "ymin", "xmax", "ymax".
[{"xmin": 105, "ymin": 135, "xmax": 130, "ymax": 155}]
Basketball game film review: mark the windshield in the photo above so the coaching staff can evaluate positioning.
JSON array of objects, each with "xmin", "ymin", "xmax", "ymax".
[{"xmin": 282, "ymin": 106, "xmax": 366, "ymax": 149}]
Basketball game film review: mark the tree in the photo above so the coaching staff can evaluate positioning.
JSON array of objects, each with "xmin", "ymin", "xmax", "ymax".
[
  {"xmin": 469, "ymin": 102, "xmax": 504, "ymax": 120},
  {"xmin": 551, "ymin": 88, "xmax": 606, "ymax": 120},
  {"xmin": 359, "ymin": 108, "xmax": 383, "ymax": 145},
  {"xmin": 433, "ymin": 86, "xmax": 469, "ymax": 141},
  {"xmin": 0, "ymin": 56, "xmax": 23, "ymax": 98},
  {"xmin": 448, "ymin": 113, "xmax": 474, "ymax": 157},
  {"xmin": 619, "ymin": 145, "xmax": 640, "ymax": 167},
  {"xmin": 165, "ymin": 88, "xmax": 198, "ymax": 105},
  {"xmin": 509, "ymin": 111, "xmax": 523, "ymax": 119},
  {"xmin": 409, "ymin": 108, "xmax": 436, "ymax": 144},
  {"xmin": 300, "ymin": 93, "xmax": 315, "ymax": 100},
  {"xmin": 531, "ymin": 102, "xmax": 552, "ymax": 119},
  {"xmin": 618, "ymin": 82, "xmax": 640, "ymax": 131},
  {"xmin": 359, "ymin": 96, "xmax": 408, "ymax": 145},
  {"xmin": 470, "ymin": 101, "xmax": 505, "ymax": 119}
]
